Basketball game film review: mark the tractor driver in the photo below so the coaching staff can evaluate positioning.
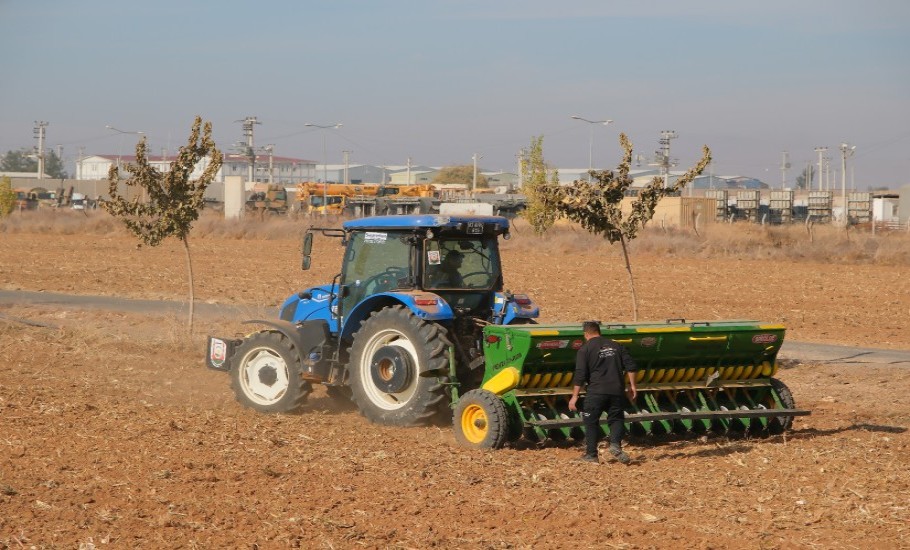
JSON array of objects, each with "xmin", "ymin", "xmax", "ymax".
[{"xmin": 429, "ymin": 249, "xmax": 465, "ymax": 288}]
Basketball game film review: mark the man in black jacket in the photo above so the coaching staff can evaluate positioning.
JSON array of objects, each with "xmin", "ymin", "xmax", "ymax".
[{"xmin": 569, "ymin": 321, "xmax": 638, "ymax": 464}]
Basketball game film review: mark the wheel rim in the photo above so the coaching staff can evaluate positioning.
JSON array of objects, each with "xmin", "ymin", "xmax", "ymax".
[
  {"xmin": 240, "ymin": 347, "xmax": 290, "ymax": 405},
  {"xmin": 461, "ymin": 404, "xmax": 489, "ymax": 444},
  {"xmin": 359, "ymin": 328, "xmax": 420, "ymax": 411}
]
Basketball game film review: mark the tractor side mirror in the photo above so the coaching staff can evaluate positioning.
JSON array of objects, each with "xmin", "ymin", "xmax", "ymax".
[{"xmin": 302, "ymin": 232, "xmax": 314, "ymax": 270}]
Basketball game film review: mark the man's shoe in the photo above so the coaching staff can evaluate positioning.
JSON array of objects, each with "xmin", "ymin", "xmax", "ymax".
[
  {"xmin": 608, "ymin": 445, "xmax": 632, "ymax": 465},
  {"xmin": 577, "ymin": 453, "xmax": 599, "ymax": 463}
]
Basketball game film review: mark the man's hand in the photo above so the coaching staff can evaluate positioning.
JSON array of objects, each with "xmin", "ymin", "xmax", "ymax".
[
  {"xmin": 626, "ymin": 372, "xmax": 638, "ymax": 401},
  {"xmin": 568, "ymin": 395, "xmax": 579, "ymax": 411}
]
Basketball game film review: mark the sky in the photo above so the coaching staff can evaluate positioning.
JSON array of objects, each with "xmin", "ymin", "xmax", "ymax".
[{"xmin": 2, "ymin": 0, "xmax": 909, "ymax": 188}]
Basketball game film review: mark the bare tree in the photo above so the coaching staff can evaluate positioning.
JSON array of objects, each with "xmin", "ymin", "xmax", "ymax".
[
  {"xmin": 527, "ymin": 133, "xmax": 711, "ymax": 320},
  {"xmin": 102, "ymin": 116, "xmax": 223, "ymax": 331}
]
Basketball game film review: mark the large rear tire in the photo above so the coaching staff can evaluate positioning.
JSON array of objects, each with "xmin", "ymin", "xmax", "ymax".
[
  {"xmin": 348, "ymin": 306, "xmax": 450, "ymax": 426},
  {"xmin": 230, "ymin": 331, "xmax": 312, "ymax": 413}
]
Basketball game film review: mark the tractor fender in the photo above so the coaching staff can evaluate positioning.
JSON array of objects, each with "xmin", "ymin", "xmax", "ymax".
[
  {"xmin": 340, "ymin": 291, "xmax": 454, "ymax": 341},
  {"xmin": 493, "ymin": 292, "xmax": 540, "ymax": 325}
]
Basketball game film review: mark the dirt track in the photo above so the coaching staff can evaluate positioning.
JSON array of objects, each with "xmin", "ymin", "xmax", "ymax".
[{"xmin": 1, "ymin": 217, "xmax": 909, "ymax": 548}]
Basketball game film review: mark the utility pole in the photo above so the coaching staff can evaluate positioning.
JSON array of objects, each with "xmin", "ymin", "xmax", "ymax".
[
  {"xmin": 472, "ymin": 153, "xmax": 482, "ymax": 193},
  {"xmin": 780, "ymin": 151, "xmax": 790, "ymax": 189},
  {"xmin": 77, "ymin": 146, "xmax": 85, "ymax": 180},
  {"xmin": 406, "ymin": 156, "xmax": 412, "ymax": 185},
  {"xmin": 264, "ymin": 145, "xmax": 274, "ymax": 184},
  {"xmin": 34, "ymin": 121, "xmax": 48, "ymax": 180},
  {"xmin": 658, "ymin": 130, "xmax": 678, "ymax": 188},
  {"xmin": 840, "ymin": 143, "xmax": 855, "ymax": 225},
  {"xmin": 237, "ymin": 116, "xmax": 260, "ymax": 184},
  {"xmin": 813, "ymin": 147, "xmax": 827, "ymax": 191}
]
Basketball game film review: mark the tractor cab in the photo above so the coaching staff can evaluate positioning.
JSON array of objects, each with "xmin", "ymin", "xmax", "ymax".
[
  {"xmin": 329, "ymin": 215, "xmax": 524, "ymax": 336},
  {"xmin": 420, "ymin": 225, "xmax": 502, "ymax": 314}
]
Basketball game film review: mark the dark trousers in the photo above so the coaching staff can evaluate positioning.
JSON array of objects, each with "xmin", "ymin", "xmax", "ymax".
[{"xmin": 581, "ymin": 393, "xmax": 626, "ymax": 455}]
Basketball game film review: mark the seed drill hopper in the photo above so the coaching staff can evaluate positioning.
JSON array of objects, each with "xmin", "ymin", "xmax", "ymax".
[{"xmin": 453, "ymin": 319, "xmax": 810, "ymax": 448}]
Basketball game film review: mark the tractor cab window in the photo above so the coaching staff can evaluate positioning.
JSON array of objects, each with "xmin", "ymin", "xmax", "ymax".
[
  {"xmin": 341, "ymin": 231, "xmax": 412, "ymax": 317},
  {"xmin": 424, "ymin": 238, "xmax": 500, "ymax": 290}
]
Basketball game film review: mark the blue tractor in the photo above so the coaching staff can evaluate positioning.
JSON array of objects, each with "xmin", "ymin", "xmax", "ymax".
[{"xmin": 206, "ymin": 214, "xmax": 539, "ymax": 426}]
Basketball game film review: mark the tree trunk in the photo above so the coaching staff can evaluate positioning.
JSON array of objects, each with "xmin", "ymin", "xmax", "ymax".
[
  {"xmin": 619, "ymin": 235, "xmax": 638, "ymax": 321},
  {"xmin": 182, "ymin": 236, "xmax": 195, "ymax": 333}
]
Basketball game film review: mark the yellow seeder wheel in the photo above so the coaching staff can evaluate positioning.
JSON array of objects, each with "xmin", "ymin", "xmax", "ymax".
[{"xmin": 453, "ymin": 389, "xmax": 509, "ymax": 449}]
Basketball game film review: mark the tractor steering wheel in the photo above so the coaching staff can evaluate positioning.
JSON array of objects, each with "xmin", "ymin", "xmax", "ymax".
[{"xmin": 363, "ymin": 267, "xmax": 409, "ymax": 294}]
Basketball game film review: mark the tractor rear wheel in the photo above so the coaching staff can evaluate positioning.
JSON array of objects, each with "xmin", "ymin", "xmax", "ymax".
[
  {"xmin": 230, "ymin": 331, "xmax": 312, "ymax": 413},
  {"xmin": 348, "ymin": 306, "xmax": 450, "ymax": 426},
  {"xmin": 453, "ymin": 389, "xmax": 509, "ymax": 449}
]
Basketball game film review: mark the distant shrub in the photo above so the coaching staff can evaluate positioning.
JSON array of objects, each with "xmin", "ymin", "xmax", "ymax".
[{"xmin": 0, "ymin": 176, "xmax": 15, "ymax": 217}]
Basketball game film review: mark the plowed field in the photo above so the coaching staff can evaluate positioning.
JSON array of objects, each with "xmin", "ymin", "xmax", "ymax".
[{"xmin": 1, "ymin": 213, "xmax": 909, "ymax": 548}]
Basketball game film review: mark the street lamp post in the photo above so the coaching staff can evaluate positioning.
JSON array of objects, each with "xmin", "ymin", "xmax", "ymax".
[
  {"xmin": 305, "ymin": 122, "xmax": 342, "ymax": 215},
  {"xmin": 105, "ymin": 125, "xmax": 144, "ymax": 174},
  {"xmin": 570, "ymin": 115, "xmax": 613, "ymax": 181}
]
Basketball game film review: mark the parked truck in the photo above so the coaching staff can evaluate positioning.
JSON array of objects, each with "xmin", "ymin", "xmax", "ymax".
[
  {"xmin": 246, "ymin": 183, "xmax": 289, "ymax": 215},
  {"xmin": 206, "ymin": 214, "xmax": 807, "ymax": 447}
]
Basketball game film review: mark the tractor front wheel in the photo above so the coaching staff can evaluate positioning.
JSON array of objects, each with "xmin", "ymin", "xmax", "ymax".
[
  {"xmin": 348, "ymin": 306, "xmax": 450, "ymax": 426},
  {"xmin": 230, "ymin": 331, "xmax": 312, "ymax": 413},
  {"xmin": 453, "ymin": 389, "xmax": 510, "ymax": 449}
]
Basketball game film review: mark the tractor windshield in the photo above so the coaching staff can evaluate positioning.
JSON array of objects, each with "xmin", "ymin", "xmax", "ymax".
[
  {"xmin": 341, "ymin": 230, "xmax": 413, "ymax": 319},
  {"xmin": 424, "ymin": 237, "xmax": 500, "ymax": 290}
]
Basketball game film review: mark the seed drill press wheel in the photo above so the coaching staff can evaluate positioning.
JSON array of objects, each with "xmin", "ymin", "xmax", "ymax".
[
  {"xmin": 453, "ymin": 389, "xmax": 510, "ymax": 449},
  {"xmin": 765, "ymin": 377, "xmax": 797, "ymax": 434}
]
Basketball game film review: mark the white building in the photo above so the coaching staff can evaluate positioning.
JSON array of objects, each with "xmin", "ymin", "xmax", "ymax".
[
  {"xmin": 873, "ymin": 193, "xmax": 901, "ymax": 226},
  {"xmin": 76, "ymin": 153, "xmax": 316, "ymax": 185},
  {"xmin": 222, "ymin": 154, "xmax": 316, "ymax": 184}
]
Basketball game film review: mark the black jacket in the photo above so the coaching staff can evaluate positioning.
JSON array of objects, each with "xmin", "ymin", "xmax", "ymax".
[{"xmin": 574, "ymin": 336, "xmax": 638, "ymax": 396}]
